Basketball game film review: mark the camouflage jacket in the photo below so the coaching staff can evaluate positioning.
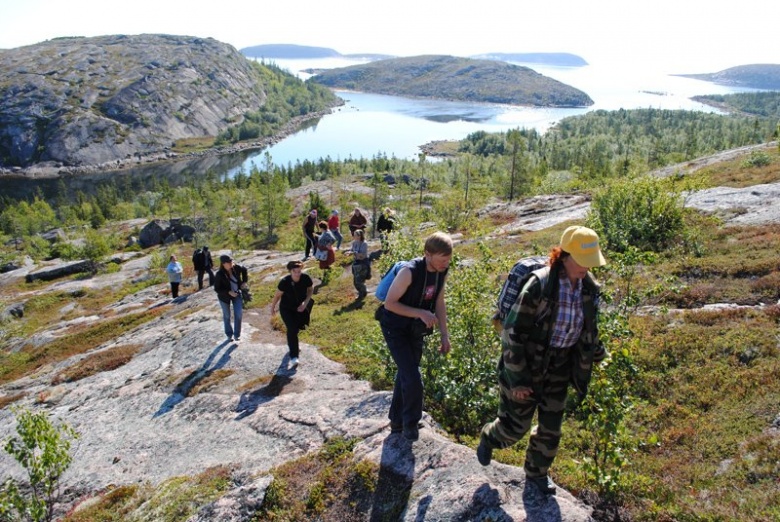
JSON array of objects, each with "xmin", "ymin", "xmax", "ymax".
[{"xmin": 498, "ymin": 262, "xmax": 606, "ymax": 401}]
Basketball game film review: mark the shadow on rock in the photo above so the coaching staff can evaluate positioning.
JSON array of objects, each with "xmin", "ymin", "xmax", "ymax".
[
  {"xmin": 369, "ymin": 435, "xmax": 415, "ymax": 521},
  {"xmin": 152, "ymin": 340, "xmax": 236, "ymax": 418},
  {"xmin": 467, "ymin": 484, "xmax": 513, "ymax": 521},
  {"xmin": 522, "ymin": 480, "xmax": 563, "ymax": 522},
  {"xmin": 234, "ymin": 356, "xmax": 294, "ymax": 420}
]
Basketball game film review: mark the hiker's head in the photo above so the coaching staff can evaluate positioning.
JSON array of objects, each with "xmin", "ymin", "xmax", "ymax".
[
  {"xmin": 220, "ymin": 254, "xmax": 233, "ymax": 267},
  {"xmin": 170, "ymin": 255, "xmax": 177, "ymax": 262},
  {"xmin": 203, "ymin": 246, "xmax": 209, "ymax": 251},
  {"xmin": 560, "ymin": 226, "xmax": 606, "ymax": 268},
  {"xmin": 286, "ymin": 260, "xmax": 303, "ymax": 278},
  {"xmin": 424, "ymin": 232, "xmax": 453, "ymax": 272},
  {"xmin": 353, "ymin": 229, "xmax": 364, "ymax": 241},
  {"xmin": 318, "ymin": 221, "xmax": 328, "ymax": 230}
]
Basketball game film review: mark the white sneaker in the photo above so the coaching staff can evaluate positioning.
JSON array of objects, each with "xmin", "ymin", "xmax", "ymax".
[
  {"xmin": 234, "ymin": 337, "xmax": 241, "ymax": 342},
  {"xmin": 290, "ymin": 357, "xmax": 299, "ymax": 368}
]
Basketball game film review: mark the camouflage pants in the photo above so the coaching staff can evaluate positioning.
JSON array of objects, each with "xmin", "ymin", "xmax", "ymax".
[{"xmin": 481, "ymin": 346, "xmax": 571, "ymax": 478}]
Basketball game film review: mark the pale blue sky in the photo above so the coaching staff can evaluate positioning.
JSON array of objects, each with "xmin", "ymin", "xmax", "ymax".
[{"xmin": 1, "ymin": 0, "xmax": 777, "ymax": 73}]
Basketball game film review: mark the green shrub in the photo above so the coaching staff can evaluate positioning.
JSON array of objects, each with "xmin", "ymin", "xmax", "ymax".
[
  {"xmin": 588, "ymin": 176, "xmax": 685, "ymax": 253},
  {"xmin": 0, "ymin": 407, "xmax": 78, "ymax": 522},
  {"xmin": 741, "ymin": 150, "xmax": 771, "ymax": 168}
]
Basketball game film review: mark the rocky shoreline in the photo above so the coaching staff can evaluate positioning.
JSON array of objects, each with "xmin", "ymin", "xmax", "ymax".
[{"xmin": 0, "ymin": 106, "xmax": 341, "ymax": 180}]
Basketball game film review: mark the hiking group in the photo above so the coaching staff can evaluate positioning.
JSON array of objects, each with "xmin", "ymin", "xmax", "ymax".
[{"xmin": 176, "ymin": 210, "xmax": 608, "ymax": 498}]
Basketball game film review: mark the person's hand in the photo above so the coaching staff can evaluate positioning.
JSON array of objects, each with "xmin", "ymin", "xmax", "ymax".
[
  {"xmin": 229, "ymin": 291, "xmax": 238, "ymax": 297},
  {"xmin": 297, "ymin": 301, "xmax": 308, "ymax": 313},
  {"xmin": 509, "ymin": 386, "xmax": 533, "ymax": 401},
  {"xmin": 438, "ymin": 338, "xmax": 451, "ymax": 355},
  {"xmin": 420, "ymin": 310, "xmax": 438, "ymax": 328}
]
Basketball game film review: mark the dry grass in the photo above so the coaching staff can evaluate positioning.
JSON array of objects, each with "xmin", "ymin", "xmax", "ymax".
[
  {"xmin": 0, "ymin": 309, "xmax": 163, "ymax": 385},
  {"xmin": 51, "ymin": 344, "xmax": 145, "ymax": 385},
  {"xmin": 693, "ymin": 147, "xmax": 780, "ymax": 188},
  {"xmin": 0, "ymin": 392, "xmax": 26, "ymax": 409}
]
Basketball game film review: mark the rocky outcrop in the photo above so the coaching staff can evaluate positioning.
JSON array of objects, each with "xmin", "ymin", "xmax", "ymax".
[
  {"xmin": 24, "ymin": 259, "xmax": 94, "ymax": 282},
  {"xmin": 0, "ymin": 249, "xmax": 594, "ymax": 521},
  {"xmin": 0, "ymin": 35, "xmax": 268, "ymax": 169}
]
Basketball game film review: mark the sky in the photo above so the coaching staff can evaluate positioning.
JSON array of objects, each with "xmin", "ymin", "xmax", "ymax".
[{"xmin": 1, "ymin": 0, "xmax": 778, "ymax": 74}]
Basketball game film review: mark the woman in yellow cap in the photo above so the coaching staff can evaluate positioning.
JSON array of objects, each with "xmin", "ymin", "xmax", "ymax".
[{"xmin": 477, "ymin": 225, "xmax": 607, "ymax": 496}]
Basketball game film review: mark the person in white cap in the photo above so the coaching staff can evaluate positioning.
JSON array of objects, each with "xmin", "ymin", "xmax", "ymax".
[{"xmin": 477, "ymin": 225, "xmax": 607, "ymax": 496}]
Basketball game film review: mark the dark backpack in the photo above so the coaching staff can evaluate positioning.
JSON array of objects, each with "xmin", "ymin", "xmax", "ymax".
[
  {"xmin": 192, "ymin": 249, "xmax": 205, "ymax": 270},
  {"xmin": 495, "ymin": 256, "xmax": 550, "ymax": 324}
]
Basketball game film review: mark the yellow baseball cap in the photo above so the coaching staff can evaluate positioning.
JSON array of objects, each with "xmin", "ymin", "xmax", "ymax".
[{"xmin": 560, "ymin": 226, "xmax": 606, "ymax": 268}]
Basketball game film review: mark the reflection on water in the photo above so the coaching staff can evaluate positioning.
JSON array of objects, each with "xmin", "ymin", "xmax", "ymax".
[{"xmin": 2, "ymin": 149, "xmax": 256, "ymax": 201}]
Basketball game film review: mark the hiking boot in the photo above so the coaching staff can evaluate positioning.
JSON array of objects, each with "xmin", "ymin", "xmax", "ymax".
[
  {"xmin": 290, "ymin": 357, "xmax": 299, "ymax": 369},
  {"xmin": 403, "ymin": 424, "xmax": 419, "ymax": 441},
  {"xmin": 234, "ymin": 337, "xmax": 241, "ymax": 342},
  {"xmin": 527, "ymin": 475, "xmax": 557, "ymax": 496},
  {"xmin": 390, "ymin": 422, "xmax": 403, "ymax": 434},
  {"xmin": 476, "ymin": 437, "xmax": 493, "ymax": 466}
]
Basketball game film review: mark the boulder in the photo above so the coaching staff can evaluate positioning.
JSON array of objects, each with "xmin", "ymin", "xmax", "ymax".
[
  {"xmin": 39, "ymin": 228, "xmax": 67, "ymax": 244},
  {"xmin": 25, "ymin": 259, "xmax": 94, "ymax": 282},
  {"xmin": 138, "ymin": 220, "xmax": 170, "ymax": 248}
]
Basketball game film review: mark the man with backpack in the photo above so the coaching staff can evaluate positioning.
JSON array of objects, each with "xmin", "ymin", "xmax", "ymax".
[
  {"xmin": 477, "ymin": 226, "xmax": 608, "ymax": 496},
  {"xmin": 192, "ymin": 246, "xmax": 214, "ymax": 291},
  {"xmin": 377, "ymin": 231, "xmax": 453, "ymax": 442}
]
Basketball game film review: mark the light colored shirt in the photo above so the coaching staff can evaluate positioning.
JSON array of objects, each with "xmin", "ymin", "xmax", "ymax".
[
  {"xmin": 166, "ymin": 261, "xmax": 183, "ymax": 283},
  {"xmin": 549, "ymin": 273, "xmax": 584, "ymax": 348}
]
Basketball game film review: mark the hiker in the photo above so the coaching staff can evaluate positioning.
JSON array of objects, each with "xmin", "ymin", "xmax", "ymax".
[
  {"xmin": 477, "ymin": 225, "xmax": 608, "ymax": 496},
  {"xmin": 378, "ymin": 231, "xmax": 453, "ymax": 441},
  {"xmin": 302, "ymin": 209, "xmax": 318, "ymax": 260},
  {"xmin": 348, "ymin": 229, "xmax": 369, "ymax": 299},
  {"xmin": 347, "ymin": 207, "xmax": 367, "ymax": 235},
  {"xmin": 166, "ymin": 255, "xmax": 183, "ymax": 299},
  {"xmin": 270, "ymin": 260, "xmax": 314, "ymax": 369},
  {"xmin": 214, "ymin": 254, "xmax": 248, "ymax": 343},
  {"xmin": 327, "ymin": 210, "xmax": 343, "ymax": 250},
  {"xmin": 376, "ymin": 207, "xmax": 396, "ymax": 250},
  {"xmin": 192, "ymin": 246, "xmax": 214, "ymax": 290},
  {"xmin": 315, "ymin": 221, "xmax": 336, "ymax": 270}
]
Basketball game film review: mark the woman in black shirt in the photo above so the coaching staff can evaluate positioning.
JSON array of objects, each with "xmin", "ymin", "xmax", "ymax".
[{"xmin": 270, "ymin": 261, "xmax": 314, "ymax": 369}]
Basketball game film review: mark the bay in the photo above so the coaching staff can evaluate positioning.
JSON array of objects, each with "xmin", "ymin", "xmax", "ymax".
[{"xmin": 3, "ymin": 58, "xmax": 764, "ymax": 200}]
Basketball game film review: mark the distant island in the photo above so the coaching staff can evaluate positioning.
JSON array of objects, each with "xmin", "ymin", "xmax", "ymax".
[
  {"xmin": 675, "ymin": 64, "xmax": 780, "ymax": 90},
  {"xmin": 240, "ymin": 44, "xmax": 393, "ymax": 61},
  {"xmin": 309, "ymin": 55, "xmax": 594, "ymax": 108},
  {"xmin": 471, "ymin": 52, "xmax": 588, "ymax": 67},
  {"xmin": 239, "ymin": 44, "xmax": 586, "ymax": 67}
]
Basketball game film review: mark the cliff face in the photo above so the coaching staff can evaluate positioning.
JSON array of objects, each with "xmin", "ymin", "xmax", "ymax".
[{"xmin": 0, "ymin": 34, "xmax": 268, "ymax": 169}]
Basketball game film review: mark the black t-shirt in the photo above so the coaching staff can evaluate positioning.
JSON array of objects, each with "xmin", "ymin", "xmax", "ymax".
[{"xmin": 278, "ymin": 273, "xmax": 313, "ymax": 310}]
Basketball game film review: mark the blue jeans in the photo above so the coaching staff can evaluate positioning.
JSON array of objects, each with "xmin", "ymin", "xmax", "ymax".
[
  {"xmin": 219, "ymin": 296, "xmax": 243, "ymax": 339},
  {"xmin": 381, "ymin": 323, "xmax": 425, "ymax": 428},
  {"xmin": 330, "ymin": 228, "xmax": 343, "ymax": 249}
]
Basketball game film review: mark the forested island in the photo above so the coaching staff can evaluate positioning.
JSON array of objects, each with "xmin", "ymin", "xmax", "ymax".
[
  {"xmin": 309, "ymin": 55, "xmax": 594, "ymax": 107},
  {"xmin": 676, "ymin": 63, "xmax": 780, "ymax": 90}
]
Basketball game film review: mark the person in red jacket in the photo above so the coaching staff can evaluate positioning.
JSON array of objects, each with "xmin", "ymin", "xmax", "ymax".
[{"xmin": 327, "ymin": 210, "xmax": 343, "ymax": 250}]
